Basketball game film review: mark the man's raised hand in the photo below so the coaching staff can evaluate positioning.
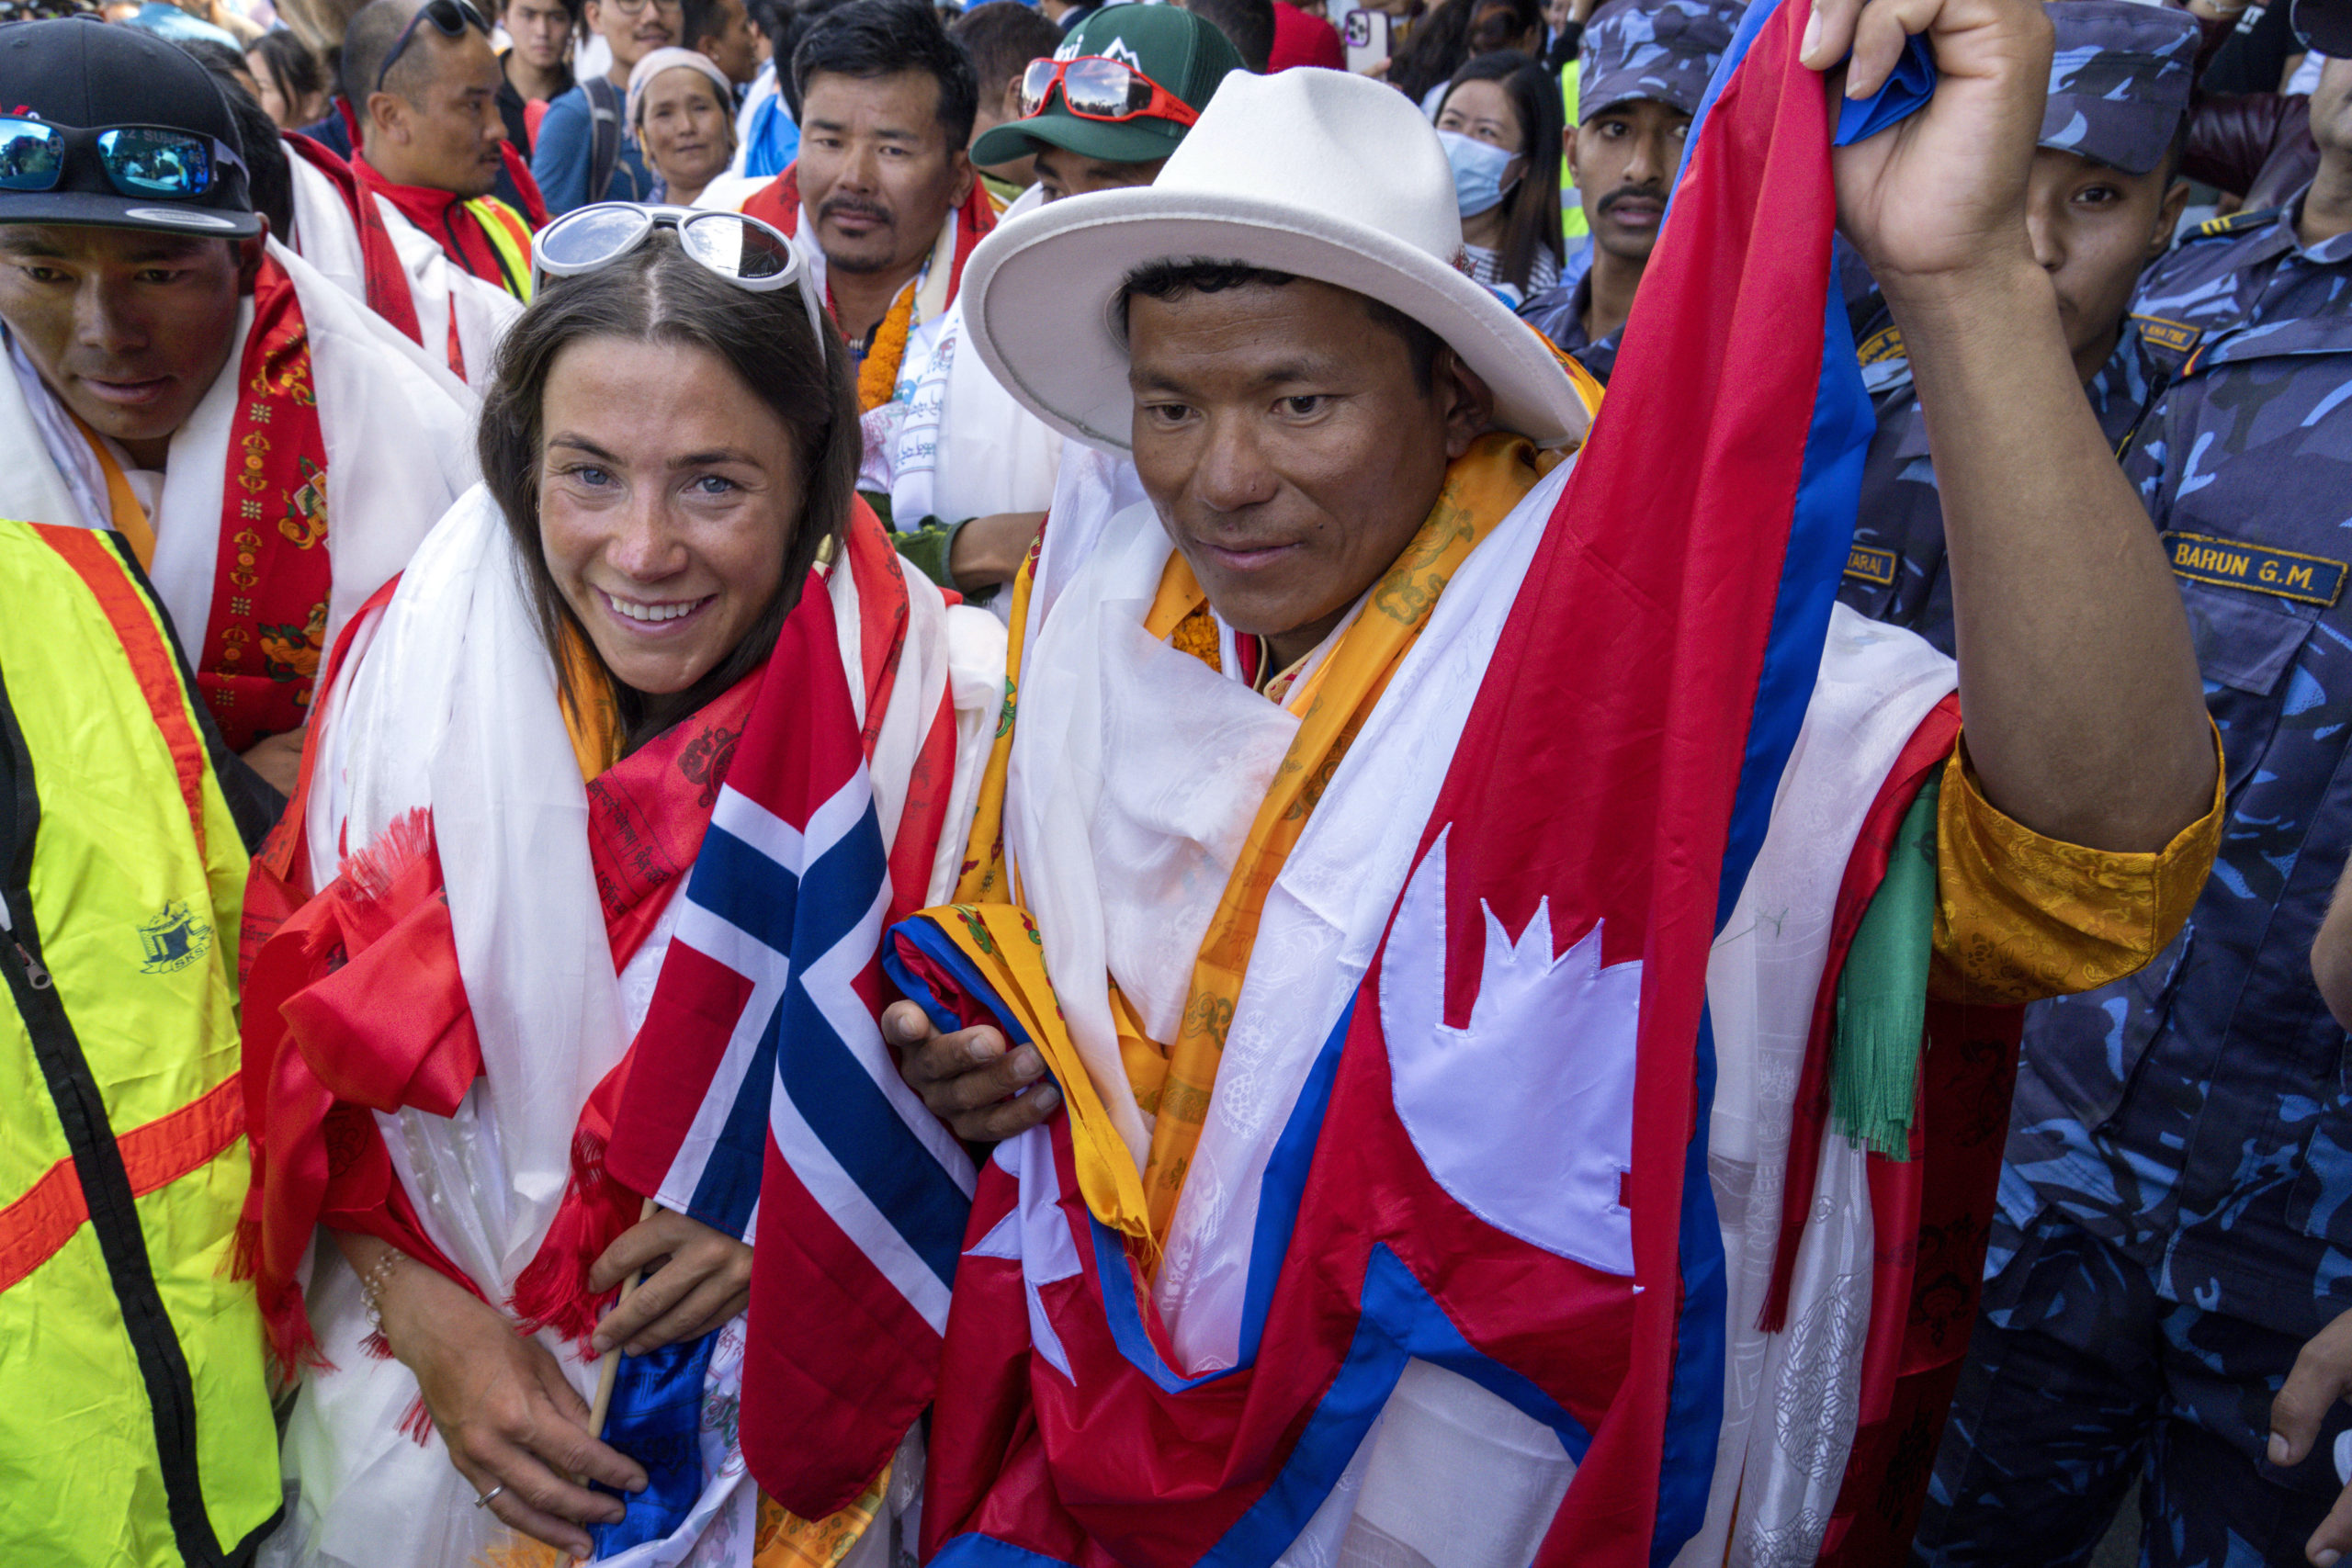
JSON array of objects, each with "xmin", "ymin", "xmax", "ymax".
[{"xmin": 1806, "ymin": 0, "xmax": 2052, "ymax": 292}]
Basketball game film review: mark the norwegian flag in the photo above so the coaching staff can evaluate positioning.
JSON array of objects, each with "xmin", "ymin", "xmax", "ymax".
[{"xmin": 603, "ymin": 572, "xmax": 977, "ymax": 1514}]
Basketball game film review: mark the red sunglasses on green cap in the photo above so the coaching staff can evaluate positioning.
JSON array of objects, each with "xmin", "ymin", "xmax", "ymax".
[{"xmin": 1018, "ymin": 56, "xmax": 1200, "ymax": 128}]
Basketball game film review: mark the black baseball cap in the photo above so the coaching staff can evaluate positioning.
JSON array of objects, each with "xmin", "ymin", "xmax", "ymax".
[{"xmin": 0, "ymin": 18, "xmax": 260, "ymax": 238}]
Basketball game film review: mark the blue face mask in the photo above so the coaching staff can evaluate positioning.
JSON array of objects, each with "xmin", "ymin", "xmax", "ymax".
[{"xmin": 1437, "ymin": 127, "xmax": 1521, "ymax": 219}]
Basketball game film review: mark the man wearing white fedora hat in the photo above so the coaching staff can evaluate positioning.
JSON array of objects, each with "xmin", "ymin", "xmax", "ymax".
[{"xmin": 840, "ymin": 3, "xmax": 2221, "ymax": 1558}]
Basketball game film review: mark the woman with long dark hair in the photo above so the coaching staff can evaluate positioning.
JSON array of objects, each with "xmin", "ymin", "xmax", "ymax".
[
  {"xmin": 243, "ymin": 209, "xmax": 1001, "ymax": 1568},
  {"xmin": 1434, "ymin": 50, "xmax": 1565, "ymax": 304}
]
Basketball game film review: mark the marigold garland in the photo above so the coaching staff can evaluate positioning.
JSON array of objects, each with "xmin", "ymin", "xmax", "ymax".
[{"xmin": 855, "ymin": 278, "xmax": 919, "ymax": 413}]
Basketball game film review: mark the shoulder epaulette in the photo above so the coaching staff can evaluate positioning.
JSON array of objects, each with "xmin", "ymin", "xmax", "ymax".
[{"xmin": 2191, "ymin": 205, "xmax": 2287, "ymax": 241}]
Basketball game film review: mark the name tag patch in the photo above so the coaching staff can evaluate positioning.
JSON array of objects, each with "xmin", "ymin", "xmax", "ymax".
[
  {"xmin": 2133, "ymin": 314, "xmax": 2200, "ymax": 355},
  {"xmin": 1856, "ymin": 325, "xmax": 1905, "ymax": 367},
  {"xmin": 1844, "ymin": 544, "xmax": 1899, "ymax": 587},
  {"xmin": 2165, "ymin": 532, "xmax": 2347, "ymax": 607}
]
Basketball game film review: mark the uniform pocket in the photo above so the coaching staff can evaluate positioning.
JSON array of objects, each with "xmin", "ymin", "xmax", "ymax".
[{"xmin": 2181, "ymin": 581, "xmax": 2319, "ymax": 796}]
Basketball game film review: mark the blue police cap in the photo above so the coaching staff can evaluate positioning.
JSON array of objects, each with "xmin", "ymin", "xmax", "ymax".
[
  {"xmin": 2040, "ymin": 0, "xmax": 2199, "ymax": 176},
  {"xmin": 1577, "ymin": 0, "xmax": 1743, "ymax": 122}
]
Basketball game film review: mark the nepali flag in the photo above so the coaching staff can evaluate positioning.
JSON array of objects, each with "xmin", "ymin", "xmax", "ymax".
[{"xmin": 739, "ymin": 5, "xmax": 1939, "ymax": 1563}]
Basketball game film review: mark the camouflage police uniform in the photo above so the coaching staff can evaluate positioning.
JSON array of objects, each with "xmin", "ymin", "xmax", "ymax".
[
  {"xmin": 1838, "ymin": 1, "xmax": 2199, "ymax": 657},
  {"xmin": 1515, "ymin": 0, "xmax": 1738, "ymax": 383},
  {"xmin": 1838, "ymin": 320, "xmax": 2179, "ymax": 652},
  {"xmin": 1912, "ymin": 52, "xmax": 2352, "ymax": 1568}
]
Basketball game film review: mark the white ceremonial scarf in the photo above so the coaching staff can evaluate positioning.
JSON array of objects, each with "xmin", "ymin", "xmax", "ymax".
[
  {"xmin": 271, "ymin": 489, "xmax": 1001, "ymax": 1568},
  {"xmin": 1677, "ymin": 604, "xmax": 1955, "ymax": 1568},
  {"xmin": 368, "ymin": 192, "xmax": 526, "ymax": 384},
  {"xmin": 284, "ymin": 151, "xmax": 374, "ymax": 314},
  {"xmin": 0, "ymin": 239, "xmax": 476, "ymax": 660},
  {"xmin": 1001, "ymin": 448, "xmax": 1959, "ymax": 1565},
  {"xmin": 886, "ymin": 184, "xmax": 1064, "ymax": 541}
]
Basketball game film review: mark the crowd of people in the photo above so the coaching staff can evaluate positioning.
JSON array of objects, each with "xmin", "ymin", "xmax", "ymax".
[{"xmin": 3, "ymin": 0, "xmax": 2351, "ymax": 1562}]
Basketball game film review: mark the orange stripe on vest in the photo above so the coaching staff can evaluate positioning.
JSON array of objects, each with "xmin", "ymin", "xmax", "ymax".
[
  {"xmin": 0, "ymin": 1077, "xmax": 244, "ymax": 1292},
  {"xmin": 30, "ymin": 524, "xmax": 210, "ymax": 859}
]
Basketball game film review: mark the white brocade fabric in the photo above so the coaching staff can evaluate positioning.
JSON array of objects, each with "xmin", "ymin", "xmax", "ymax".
[
  {"xmin": 265, "ymin": 490, "xmax": 999, "ymax": 1568},
  {"xmin": 1007, "ymin": 445, "xmax": 1957, "ymax": 1562},
  {"xmin": 1675, "ymin": 604, "xmax": 1957, "ymax": 1568}
]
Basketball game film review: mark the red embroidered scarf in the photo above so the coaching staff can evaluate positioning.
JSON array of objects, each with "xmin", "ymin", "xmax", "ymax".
[{"xmin": 198, "ymin": 254, "xmax": 336, "ymax": 751}]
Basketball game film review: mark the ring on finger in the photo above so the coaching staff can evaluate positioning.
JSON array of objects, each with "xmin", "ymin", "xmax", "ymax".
[{"xmin": 474, "ymin": 1484, "xmax": 506, "ymax": 1509}]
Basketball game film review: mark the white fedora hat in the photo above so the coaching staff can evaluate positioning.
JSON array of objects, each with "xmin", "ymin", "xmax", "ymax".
[{"xmin": 958, "ymin": 67, "xmax": 1591, "ymax": 454}]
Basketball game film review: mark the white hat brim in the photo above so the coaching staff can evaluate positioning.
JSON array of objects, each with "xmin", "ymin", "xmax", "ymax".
[{"xmin": 960, "ymin": 187, "xmax": 1590, "ymax": 455}]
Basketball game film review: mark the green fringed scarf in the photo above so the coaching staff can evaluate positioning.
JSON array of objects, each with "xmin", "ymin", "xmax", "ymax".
[{"xmin": 1830, "ymin": 774, "xmax": 1940, "ymax": 1159}]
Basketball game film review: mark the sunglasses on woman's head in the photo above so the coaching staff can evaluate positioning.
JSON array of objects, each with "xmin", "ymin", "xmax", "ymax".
[{"xmin": 532, "ymin": 203, "xmax": 830, "ymax": 361}]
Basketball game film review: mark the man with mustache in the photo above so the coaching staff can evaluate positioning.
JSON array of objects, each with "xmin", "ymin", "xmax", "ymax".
[
  {"xmin": 344, "ymin": 0, "xmax": 532, "ymax": 380},
  {"xmin": 1518, "ymin": 0, "xmax": 1738, "ymax": 383},
  {"xmin": 716, "ymin": 0, "xmax": 996, "ymax": 443},
  {"xmin": 0, "ymin": 22, "xmax": 477, "ymax": 797},
  {"xmin": 885, "ymin": 4, "xmax": 1245, "ymax": 608}
]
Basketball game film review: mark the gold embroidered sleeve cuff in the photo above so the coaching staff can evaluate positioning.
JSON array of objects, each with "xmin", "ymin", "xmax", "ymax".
[{"xmin": 1928, "ymin": 723, "xmax": 2224, "ymax": 1006}]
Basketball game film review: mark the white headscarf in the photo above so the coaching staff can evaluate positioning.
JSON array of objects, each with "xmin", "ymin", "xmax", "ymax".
[{"xmin": 625, "ymin": 45, "xmax": 737, "ymax": 135}]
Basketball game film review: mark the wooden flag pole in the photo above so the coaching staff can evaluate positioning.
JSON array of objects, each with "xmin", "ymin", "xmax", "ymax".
[{"xmin": 569, "ymin": 1194, "xmax": 657, "ymax": 1565}]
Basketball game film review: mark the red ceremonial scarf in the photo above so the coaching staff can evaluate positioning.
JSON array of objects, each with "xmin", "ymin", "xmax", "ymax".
[
  {"xmin": 354, "ymin": 156, "xmax": 535, "ymax": 299},
  {"xmin": 198, "ymin": 254, "xmax": 337, "ymax": 751},
  {"xmin": 237, "ymin": 634, "xmax": 763, "ymax": 1368},
  {"xmin": 281, "ymin": 131, "xmax": 423, "ymax": 344}
]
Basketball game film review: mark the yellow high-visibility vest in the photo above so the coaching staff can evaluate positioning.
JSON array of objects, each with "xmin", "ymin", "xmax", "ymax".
[
  {"xmin": 0, "ymin": 519, "xmax": 279, "ymax": 1567},
  {"xmin": 1560, "ymin": 59, "xmax": 1589, "ymax": 242},
  {"xmin": 466, "ymin": 193, "xmax": 537, "ymax": 301}
]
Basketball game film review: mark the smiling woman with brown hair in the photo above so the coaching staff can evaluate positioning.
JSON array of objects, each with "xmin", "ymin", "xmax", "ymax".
[{"xmin": 241, "ymin": 209, "xmax": 1002, "ymax": 1568}]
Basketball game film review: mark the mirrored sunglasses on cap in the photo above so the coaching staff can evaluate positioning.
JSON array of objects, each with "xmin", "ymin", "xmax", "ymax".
[
  {"xmin": 532, "ymin": 203, "xmax": 829, "ymax": 359},
  {"xmin": 1018, "ymin": 55, "xmax": 1199, "ymax": 126},
  {"xmin": 377, "ymin": 0, "xmax": 492, "ymax": 92},
  {"xmin": 2291, "ymin": 0, "xmax": 2352, "ymax": 60},
  {"xmin": 0, "ymin": 118, "xmax": 244, "ymax": 201}
]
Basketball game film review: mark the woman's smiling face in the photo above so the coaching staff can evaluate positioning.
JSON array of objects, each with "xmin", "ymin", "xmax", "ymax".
[
  {"xmin": 640, "ymin": 66, "xmax": 734, "ymax": 197},
  {"xmin": 536, "ymin": 334, "xmax": 803, "ymax": 696}
]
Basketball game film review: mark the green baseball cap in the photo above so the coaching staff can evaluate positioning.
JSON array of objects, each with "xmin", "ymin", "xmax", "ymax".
[{"xmin": 970, "ymin": 3, "xmax": 1243, "ymax": 169}]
